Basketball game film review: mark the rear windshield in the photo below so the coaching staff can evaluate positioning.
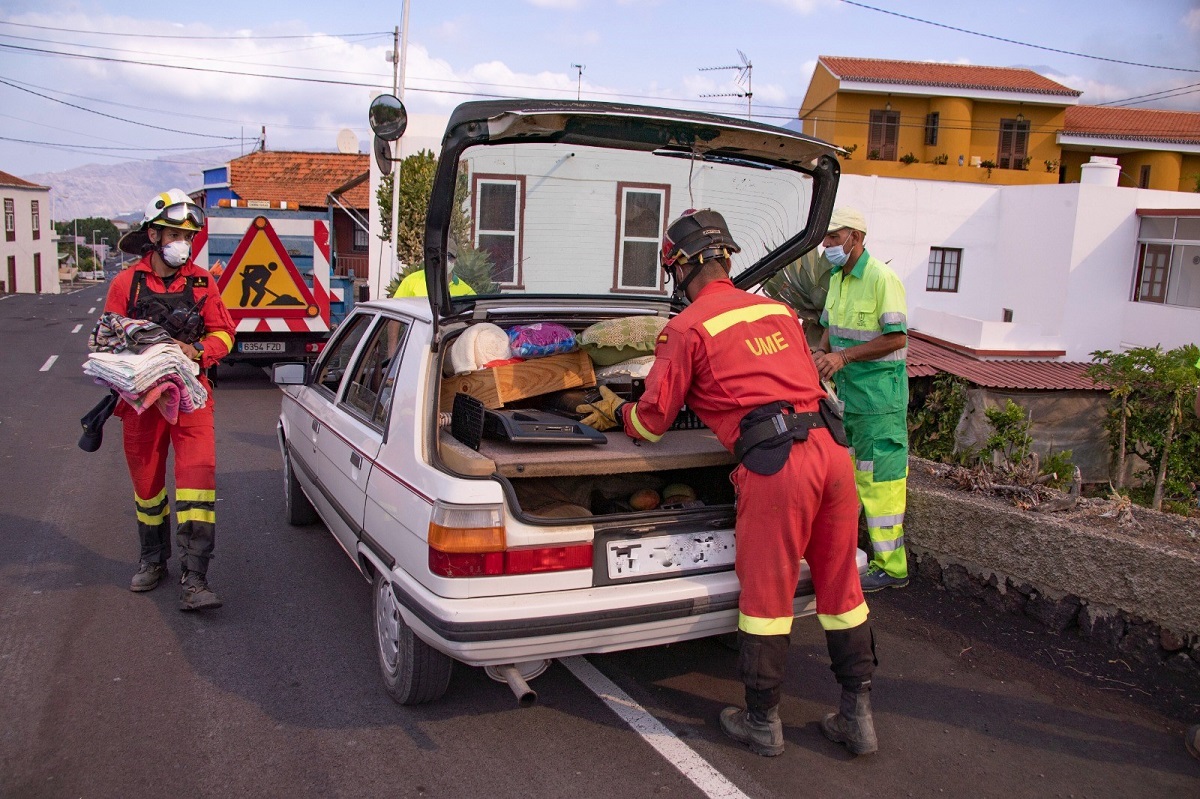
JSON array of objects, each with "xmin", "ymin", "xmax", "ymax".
[{"xmin": 448, "ymin": 141, "xmax": 816, "ymax": 299}]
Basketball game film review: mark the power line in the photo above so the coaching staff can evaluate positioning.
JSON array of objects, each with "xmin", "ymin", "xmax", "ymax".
[
  {"xmin": 840, "ymin": 0, "xmax": 1200, "ymax": 74},
  {"xmin": 0, "ymin": 19, "xmax": 390, "ymax": 40},
  {"xmin": 0, "ymin": 133, "xmax": 236, "ymax": 151},
  {"xmin": 1095, "ymin": 82, "xmax": 1200, "ymax": 107},
  {"xmin": 0, "ymin": 76, "xmax": 239, "ymax": 139}
]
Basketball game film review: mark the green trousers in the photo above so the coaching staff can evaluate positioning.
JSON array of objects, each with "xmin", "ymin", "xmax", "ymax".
[{"xmin": 844, "ymin": 409, "xmax": 908, "ymax": 578}]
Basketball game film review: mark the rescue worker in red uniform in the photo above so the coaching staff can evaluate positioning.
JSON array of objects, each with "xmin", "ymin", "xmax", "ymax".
[
  {"xmin": 578, "ymin": 209, "xmax": 879, "ymax": 757},
  {"xmin": 108, "ymin": 189, "xmax": 235, "ymax": 611}
]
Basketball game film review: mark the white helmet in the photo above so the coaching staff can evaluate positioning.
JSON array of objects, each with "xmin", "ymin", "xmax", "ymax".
[{"xmin": 119, "ymin": 189, "xmax": 206, "ymax": 255}]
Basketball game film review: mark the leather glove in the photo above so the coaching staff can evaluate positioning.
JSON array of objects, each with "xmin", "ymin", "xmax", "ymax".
[{"xmin": 576, "ymin": 385, "xmax": 626, "ymax": 432}]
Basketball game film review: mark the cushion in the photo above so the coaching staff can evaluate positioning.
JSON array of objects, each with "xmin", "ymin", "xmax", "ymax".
[
  {"xmin": 449, "ymin": 323, "xmax": 514, "ymax": 374},
  {"xmin": 595, "ymin": 355, "xmax": 655, "ymax": 381},
  {"xmin": 507, "ymin": 323, "xmax": 577, "ymax": 359},
  {"xmin": 578, "ymin": 316, "xmax": 668, "ymax": 366}
]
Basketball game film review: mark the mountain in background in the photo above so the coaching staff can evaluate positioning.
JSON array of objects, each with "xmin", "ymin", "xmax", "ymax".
[{"xmin": 25, "ymin": 149, "xmax": 243, "ymax": 222}]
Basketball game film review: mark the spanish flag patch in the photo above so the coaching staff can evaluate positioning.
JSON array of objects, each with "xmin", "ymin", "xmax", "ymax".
[{"xmin": 657, "ymin": 333, "xmax": 669, "ymax": 344}]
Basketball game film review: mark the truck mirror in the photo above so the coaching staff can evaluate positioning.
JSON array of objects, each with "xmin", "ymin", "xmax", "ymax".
[{"xmin": 369, "ymin": 94, "xmax": 408, "ymax": 141}]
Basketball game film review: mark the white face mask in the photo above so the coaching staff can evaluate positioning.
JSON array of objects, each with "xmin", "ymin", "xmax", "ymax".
[
  {"xmin": 824, "ymin": 243, "xmax": 850, "ymax": 267},
  {"xmin": 160, "ymin": 239, "xmax": 191, "ymax": 268}
]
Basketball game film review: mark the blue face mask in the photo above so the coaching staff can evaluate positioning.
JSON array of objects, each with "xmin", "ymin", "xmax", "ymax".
[{"xmin": 824, "ymin": 243, "xmax": 850, "ymax": 267}]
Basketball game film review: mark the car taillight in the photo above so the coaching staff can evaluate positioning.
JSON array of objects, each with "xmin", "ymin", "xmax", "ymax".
[
  {"xmin": 305, "ymin": 341, "xmax": 326, "ymax": 354},
  {"xmin": 426, "ymin": 502, "xmax": 592, "ymax": 578}
]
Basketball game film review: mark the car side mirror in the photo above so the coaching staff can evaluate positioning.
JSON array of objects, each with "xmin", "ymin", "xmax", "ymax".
[{"xmin": 272, "ymin": 362, "xmax": 309, "ymax": 385}]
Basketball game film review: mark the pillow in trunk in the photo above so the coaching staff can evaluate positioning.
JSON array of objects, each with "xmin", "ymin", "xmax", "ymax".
[{"xmin": 579, "ymin": 316, "xmax": 667, "ymax": 366}]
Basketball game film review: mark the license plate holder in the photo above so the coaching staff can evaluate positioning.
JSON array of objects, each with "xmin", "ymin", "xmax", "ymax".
[
  {"xmin": 605, "ymin": 529, "xmax": 736, "ymax": 581},
  {"xmin": 239, "ymin": 341, "xmax": 286, "ymax": 353}
]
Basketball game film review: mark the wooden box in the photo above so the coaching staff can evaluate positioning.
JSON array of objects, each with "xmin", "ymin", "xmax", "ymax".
[{"xmin": 439, "ymin": 349, "xmax": 596, "ymax": 410}]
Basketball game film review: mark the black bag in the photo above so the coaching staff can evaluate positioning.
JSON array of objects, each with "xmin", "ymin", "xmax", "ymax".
[{"xmin": 78, "ymin": 391, "xmax": 119, "ymax": 453}]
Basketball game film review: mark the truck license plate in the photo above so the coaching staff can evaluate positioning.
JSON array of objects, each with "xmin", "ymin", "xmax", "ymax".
[
  {"xmin": 240, "ymin": 341, "xmax": 286, "ymax": 353},
  {"xmin": 606, "ymin": 530, "xmax": 736, "ymax": 580}
]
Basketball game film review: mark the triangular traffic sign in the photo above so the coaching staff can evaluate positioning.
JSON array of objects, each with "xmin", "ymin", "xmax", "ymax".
[{"xmin": 215, "ymin": 215, "xmax": 319, "ymax": 320}]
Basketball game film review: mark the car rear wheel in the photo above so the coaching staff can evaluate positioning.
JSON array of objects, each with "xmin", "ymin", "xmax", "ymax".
[
  {"xmin": 283, "ymin": 447, "xmax": 318, "ymax": 526},
  {"xmin": 373, "ymin": 571, "xmax": 453, "ymax": 705}
]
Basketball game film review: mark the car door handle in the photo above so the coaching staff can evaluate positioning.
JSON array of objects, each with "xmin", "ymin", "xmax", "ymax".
[
  {"xmin": 311, "ymin": 418, "xmax": 321, "ymax": 433},
  {"xmin": 350, "ymin": 452, "xmax": 363, "ymax": 469}
]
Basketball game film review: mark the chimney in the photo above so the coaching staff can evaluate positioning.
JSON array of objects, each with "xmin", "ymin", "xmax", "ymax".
[{"xmin": 1080, "ymin": 155, "xmax": 1120, "ymax": 187}]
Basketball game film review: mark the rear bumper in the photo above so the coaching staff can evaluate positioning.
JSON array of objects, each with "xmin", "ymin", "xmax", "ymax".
[{"xmin": 387, "ymin": 547, "xmax": 869, "ymax": 666}]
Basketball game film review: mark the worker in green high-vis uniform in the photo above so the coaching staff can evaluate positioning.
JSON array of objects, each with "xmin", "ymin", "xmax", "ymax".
[{"xmin": 814, "ymin": 208, "xmax": 910, "ymax": 592}]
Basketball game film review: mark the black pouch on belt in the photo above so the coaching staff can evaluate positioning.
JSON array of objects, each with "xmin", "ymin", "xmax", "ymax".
[
  {"xmin": 737, "ymin": 401, "xmax": 808, "ymax": 476},
  {"xmin": 818, "ymin": 396, "xmax": 849, "ymax": 448}
]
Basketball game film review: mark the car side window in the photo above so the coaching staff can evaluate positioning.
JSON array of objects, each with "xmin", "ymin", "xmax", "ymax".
[
  {"xmin": 313, "ymin": 314, "xmax": 373, "ymax": 397},
  {"xmin": 342, "ymin": 317, "xmax": 410, "ymax": 428}
]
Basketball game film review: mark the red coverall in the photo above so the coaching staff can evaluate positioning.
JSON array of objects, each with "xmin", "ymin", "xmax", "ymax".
[
  {"xmin": 103, "ymin": 256, "xmax": 235, "ymax": 575},
  {"xmin": 618, "ymin": 278, "xmax": 875, "ymax": 712}
]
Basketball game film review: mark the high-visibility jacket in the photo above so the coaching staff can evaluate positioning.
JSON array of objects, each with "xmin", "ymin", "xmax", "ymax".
[
  {"xmin": 820, "ymin": 250, "xmax": 908, "ymax": 415},
  {"xmin": 392, "ymin": 270, "xmax": 476, "ymax": 298}
]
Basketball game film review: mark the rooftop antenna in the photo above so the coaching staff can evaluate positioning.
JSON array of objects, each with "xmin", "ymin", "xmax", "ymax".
[
  {"xmin": 699, "ymin": 50, "xmax": 753, "ymax": 120},
  {"xmin": 571, "ymin": 63, "xmax": 585, "ymax": 100}
]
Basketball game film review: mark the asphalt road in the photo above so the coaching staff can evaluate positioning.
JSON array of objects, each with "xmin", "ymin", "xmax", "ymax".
[{"xmin": 1, "ymin": 285, "xmax": 1197, "ymax": 799}]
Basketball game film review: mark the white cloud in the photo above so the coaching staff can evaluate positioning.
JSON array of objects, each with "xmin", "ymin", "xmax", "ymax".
[
  {"xmin": 1184, "ymin": 7, "xmax": 1200, "ymax": 33},
  {"xmin": 525, "ymin": 0, "xmax": 584, "ymax": 9}
]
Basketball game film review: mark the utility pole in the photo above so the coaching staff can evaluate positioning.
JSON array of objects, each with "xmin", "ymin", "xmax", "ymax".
[
  {"xmin": 571, "ymin": 63, "xmax": 585, "ymax": 100},
  {"xmin": 387, "ymin": 13, "xmax": 407, "ymax": 292}
]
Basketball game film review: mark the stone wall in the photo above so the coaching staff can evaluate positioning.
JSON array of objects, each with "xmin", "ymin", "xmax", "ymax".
[{"xmin": 906, "ymin": 472, "xmax": 1200, "ymax": 678}]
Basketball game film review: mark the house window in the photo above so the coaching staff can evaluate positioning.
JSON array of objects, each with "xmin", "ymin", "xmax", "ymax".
[
  {"xmin": 867, "ymin": 109, "xmax": 900, "ymax": 161},
  {"xmin": 1133, "ymin": 213, "xmax": 1200, "ymax": 309},
  {"xmin": 1138, "ymin": 165, "xmax": 1151, "ymax": 189},
  {"xmin": 353, "ymin": 227, "xmax": 369, "ymax": 251},
  {"xmin": 924, "ymin": 112, "xmax": 939, "ymax": 146},
  {"xmin": 997, "ymin": 118, "xmax": 1030, "ymax": 170},
  {"xmin": 473, "ymin": 175, "xmax": 524, "ymax": 286},
  {"xmin": 4, "ymin": 199, "xmax": 14, "ymax": 242},
  {"xmin": 615, "ymin": 184, "xmax": 667, "ymax": 291},
  {"xmin": 30, "ymin": 200, "xmax": 40, "ymax": 241},
  {"xmin": 926, "ymin": 247, "xmax": 961, "ymax": 292}
]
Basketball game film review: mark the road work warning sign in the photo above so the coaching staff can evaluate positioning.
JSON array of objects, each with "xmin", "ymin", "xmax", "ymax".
[{"xmin": 216, "ymin": 215, "xmax": 319, "ymax": 319}]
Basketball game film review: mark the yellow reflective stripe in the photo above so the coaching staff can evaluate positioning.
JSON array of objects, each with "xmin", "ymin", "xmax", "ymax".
[
  {"xmin": 817, "ymin": 601, "xmax": 869, "ymax": 631},
  {"xmin": 135, "ymin": 489, "xmax": 167, "ymax": 508},
  {"xmin": 628, "ymin": 405, "xmax": 663, "ymax": 442},
  {"xmin": 702, "ymin": 305, "xmax": 791, "ymax": 337},
  {"xmin": 206, "ymin": 331, "xmax": 234, "ymax": 352},
  {"xmin": 178, "ymin": 508, "xmax": 216, "ymax": 525},
  {"xmin": 738, "ymin": 612, "xmax": 794, "ymax": 636},
  {"xmin": 176, "ymin": 488, "xmax": 215, "ymax": 503},
  {"xmin": 136, "ymin": 509, "xmax": 168, "ymax": 525}
]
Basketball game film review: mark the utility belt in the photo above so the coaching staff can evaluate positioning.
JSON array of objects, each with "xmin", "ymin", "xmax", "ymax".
[{"xmin": 734, "ymin": 397, "xmax": 849, "ymax": 475}]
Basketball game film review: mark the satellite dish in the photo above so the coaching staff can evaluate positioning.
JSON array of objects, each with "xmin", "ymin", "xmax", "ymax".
[
  {"xmin": 373, "ymin": 135, "xmax": 395, "ymax": 176},
  {"xmin": 336, "ymin": 128, "xmax": 359, "ymax": 154}
]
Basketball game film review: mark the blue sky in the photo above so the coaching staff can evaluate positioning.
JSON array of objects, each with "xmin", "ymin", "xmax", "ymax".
[{"xmin": 1, "ymin": 0, "xmax": 1198, "ymax": 179}]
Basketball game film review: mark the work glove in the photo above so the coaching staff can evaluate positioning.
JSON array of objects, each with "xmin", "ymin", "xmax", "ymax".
[{"xmin": 576, "ymin": 385, "xmax": 626, "ymax": 432}]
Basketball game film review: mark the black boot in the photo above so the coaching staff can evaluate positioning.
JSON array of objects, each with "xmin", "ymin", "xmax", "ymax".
[
  {"xmin": 180, "ymin": 570, "xmax": 222, "ymax": 611},
  {"xmin": 821, "ymin": 688, "xmax": 878, "ymax": 755},
  {"xmin": 129, "ymin": 561, "xmax": 167, "ymax": 592},
  {"xmin": 719, "ymin": 705, "xmax": 784, "ymax": 756}
]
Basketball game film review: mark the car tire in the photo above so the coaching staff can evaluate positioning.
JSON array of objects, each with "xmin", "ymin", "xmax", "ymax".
[
  {"xmin": 373, "ymin": 570, "xmax": 453, "ymax": 705},
  {"xmin": 283, "ymin": 447, "xmax": 318, "ymax": 526}
]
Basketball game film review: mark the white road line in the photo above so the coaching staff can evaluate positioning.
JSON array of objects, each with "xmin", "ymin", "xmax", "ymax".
[
  {"xmin": 72, "ymin": 324, "xmax": 82, "ymax": 333},
  {"xmin": 561, "ymin": 656, "xmax": 751, "ymax": 799},
  {"xmin": 39, "ymin": 355, "xmax": 58, "ymax": 372},
  {"xmin": 87, "ymin": 306, "xmax": 96, "ymax": 314}
]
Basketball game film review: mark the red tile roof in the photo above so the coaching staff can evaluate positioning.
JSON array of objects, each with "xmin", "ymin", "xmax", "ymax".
[
  {"xmin": 0, "ymin": 170, "xmax": 46, "ymax": 189},
  {"xmin": 228, "ymin": 151, "xmax": 370, "ymax": 209},
  {"xmin": 819, "ymin": 56, "xmax": 1081, "ymax": 97},
  {"xmin": 1064, "ymin": 105, "xmax": 1200, "ymax": 145},
  {"xmin": 907, "ymin": 332, "xmax": 1101, "ymax": 391}
]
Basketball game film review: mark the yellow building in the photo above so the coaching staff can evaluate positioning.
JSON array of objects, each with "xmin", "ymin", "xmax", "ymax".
[
  {"xmin": 1060, "ymin": 106, "xmax": 1200, "ymax": 193},
  {"xmin": 799, "ymin": 56, "xmax": 1200, "ymax": 192},
  {"xmin": 800, "ymin": 56, "xmax": 1080, "ymax": 186}
]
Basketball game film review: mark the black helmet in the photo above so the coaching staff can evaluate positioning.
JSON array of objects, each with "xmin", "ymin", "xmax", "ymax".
[{"xmin": 661, "ymin": 208, "xmax": 741, "ymax": 269}]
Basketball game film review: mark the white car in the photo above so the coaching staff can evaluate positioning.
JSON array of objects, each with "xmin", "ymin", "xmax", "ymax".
[{"xmin": 274, "ymin": 99, "xmax": 862, "ymax": 705}]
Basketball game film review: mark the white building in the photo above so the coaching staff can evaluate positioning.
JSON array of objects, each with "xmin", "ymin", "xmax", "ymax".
[
  {"xmin": 833, "ymin": 161, "xmax": 1200, "ymax": 360},
  {"xmin": 0, "ymin": 170, "xmax": 58, "ymax": 294}
]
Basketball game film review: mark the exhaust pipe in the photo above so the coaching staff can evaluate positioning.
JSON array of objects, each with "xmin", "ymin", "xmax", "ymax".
[{"xmin": 491, "ymin": 663, "xmax": 538, "ymax": 707}]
